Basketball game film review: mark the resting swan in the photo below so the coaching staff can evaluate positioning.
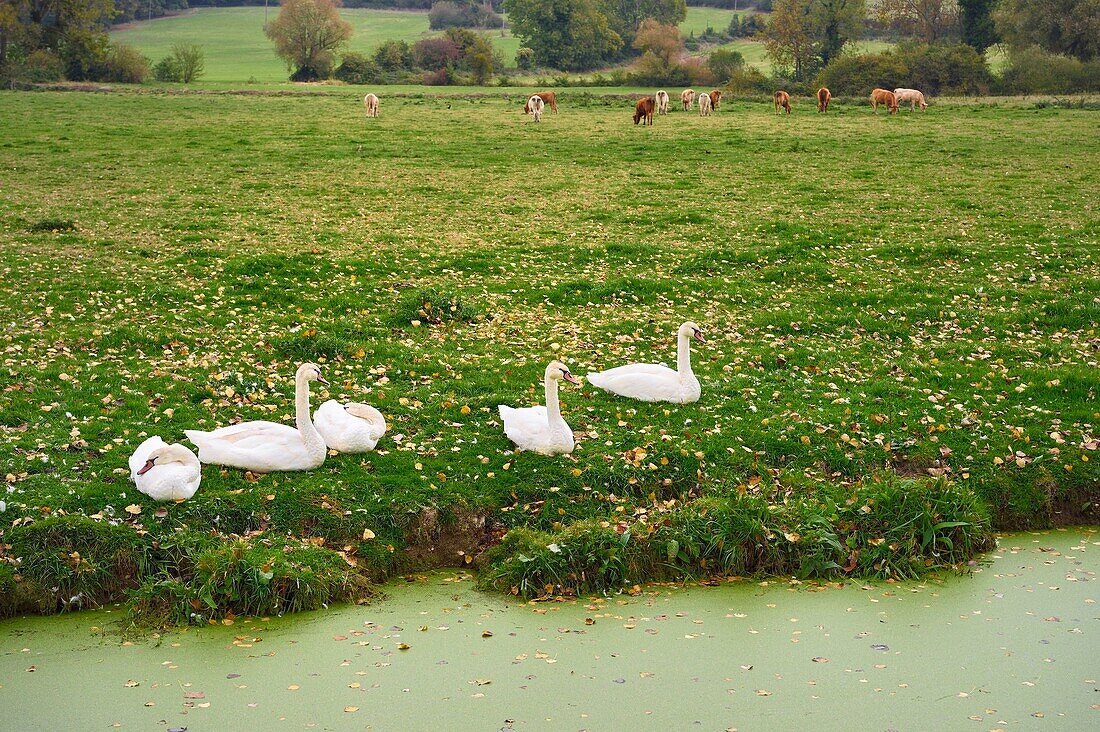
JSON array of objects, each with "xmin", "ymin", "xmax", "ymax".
[
  {"xmin": 314, "ymin": 400, "xmax": 387, "ymax": 453},
  {"xmin": 185, "ymin": 363, "xmax": 328, "ymax": 472},
  {"xmin": 498, "ymin": 360, "xmax": 581, "ymax": 455},
  {"xmin": 129, "ymin": 436, "xmax": 201, "ymax": 501},
  {"xmin": 587, "ymin": 321, "xmax": 704, "ymax": 403}
]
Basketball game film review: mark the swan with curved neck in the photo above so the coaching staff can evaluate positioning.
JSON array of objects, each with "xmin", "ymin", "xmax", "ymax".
[
  {"xmin": 314, "ymin": 399, "xmax": 387, "ymax": 453},
  {"xmin": 185, "ymin": 363, "xmax": 328, "ymax": 472},
  {"xmin": 587, "ymin": 322, "xmax": 703, "ymax": 403},
  {"xmin": 498, "ymin": 360, "xmax": 581, "ymax": 455},
  {"xmin": 129, "ymin": 437, "xmax": 201, "ymax": 501}
]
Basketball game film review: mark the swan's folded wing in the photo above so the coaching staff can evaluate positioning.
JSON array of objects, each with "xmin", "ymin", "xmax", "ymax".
[
  {"xmin": 202, "ymin": 421, "xmax": 294, "ymax": 443},
  {"xmin": 589, "ymin": 363, "xmax": 674, "ymax": 382}
]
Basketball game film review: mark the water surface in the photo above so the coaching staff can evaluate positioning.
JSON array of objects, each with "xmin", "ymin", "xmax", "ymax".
[{"xmin": 1, "ymin": 529, "xmax": 1096, "ymax": 730}]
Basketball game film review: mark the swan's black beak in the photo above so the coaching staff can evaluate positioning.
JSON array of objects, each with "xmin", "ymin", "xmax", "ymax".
[
  {"xmin": 693, "ymin": 329, "xmax": 705, "ymax": 343},
  {"xmin": 137, "ymin": 458, "xmax": 156, "ymax": 476}
]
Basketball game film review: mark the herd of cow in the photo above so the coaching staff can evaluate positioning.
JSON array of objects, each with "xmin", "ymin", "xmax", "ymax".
[
  {"xmin": 359, "ymin": 86, "xmax": 928, "ymax": 123},
  {"xmin": 628, "ymin": 86, "xmax": 928, "ymax": 125}
]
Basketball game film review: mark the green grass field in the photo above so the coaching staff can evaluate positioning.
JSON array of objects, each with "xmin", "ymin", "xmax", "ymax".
[
  {"xmin": 110, "ymin": 7, "xmax": 792, "ymax": 83},
  {"xmin": 1, "ymin": 89, "xmax": 1097, "ymax": 621}
]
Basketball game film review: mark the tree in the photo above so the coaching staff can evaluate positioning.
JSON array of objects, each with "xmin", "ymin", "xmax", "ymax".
[
  {"xmin": 170, "ymin": 43, "xmax": 204, "ymax": 83},
  {"xmin": 994, "ymin": 0, "xmax": 1100, "ymax": 61},
  {"xmin": 708, "ymin": 47, "xmax": 745, "ymax": 82},
  {"xmin": 761, "ymin": 0, "xmax": 818, "ymax": 80},
  {"xmin": 504, "ymin": 0, "xmax": 622, "ymax": 71},
  {"xmin": 632, "ymin": 18, "xmax": 684, "ymax": 83},
  {"xmin": 598, "ymin": 0, "xmax": 687, "ymax": 48},
  {"xmin": 811, "ymin": 0, "xmax": 864, "ymax": 67},
  {"xmin": 265, "ymin": 0, "xmax": 352, "ymax": 81},
  {"xmin": 875, "ymin": 0, "xmax": 959, "ymax": 43},
  {"xmin": 958, "ymin": 0, "xmax": 998, "ymax": 53}
]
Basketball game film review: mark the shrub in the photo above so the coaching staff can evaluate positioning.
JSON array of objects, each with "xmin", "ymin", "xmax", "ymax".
[
  {"xmin": 708, "ymin": 47, "xmax": 745, "ymax": 83},
  {"xmin": 59, "ymin": 28, "xmax": 109, "ymax": 81},
  {"xmin": 3, "ymin": 50, "xmax": 64, "ymax": 85},
  {"xmin": 105, "ymin": 43, "xmax": 150, "ymax": 84},
  {"xmin": 515, "ymin": 46, "xmax": 535, "ymax": 70},
  {"xmin": 334, "ymin": 52, "xmax": 382, "ymax": 84},
  {"xmin": 895, "ymin": 42, "xmax": 992, "ymax": 95},
  {"xmin": 429, "ymin": 1, "xmax": 503, "ymax": 30},
  {"xmin": 423, "ymin": 67, "xmax": 453, "ymax": 85},
  {"xmin": 170, "ymin": 43, "xmax": 204, "ymax": 83},
  {"xmin": 153, "ymin": 56, "xmax": 183, "ymax": 82},
  {"xmin": 374, "ymin": 39, "xmax": 413, "ymax": 71},
  {"xmin": 817, "ymin": 52, "xmax": 910, "ymax": 96},
  {"xmin": 413, "ymin": 37, "xmax": 462, "ymax": 71},
  {"xmin": 682, "ymin": 56, "xmax": 718, "ymax": 86},
  {"xmin": 725, "ymin": 66, "xmax": 771, "ymax": 94},
  {"xmin": 998, "ymin": 46, "xmax": 1100, "ymax": 95}
]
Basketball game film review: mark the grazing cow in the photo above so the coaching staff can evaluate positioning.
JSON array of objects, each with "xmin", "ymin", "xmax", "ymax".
[
  {"xmin": 870, "ymin": 88, "xmax": 899, "ymax": 114},
  {"xmin": 655, "ymin": 90, "xmax": 670, "ymax": 115},
  {"xmin": 709, "ymin": 90, "xmax": 723, "ymax": 111},
  {"xmin": 893, "ymin": 88, "xmax": 927, "ymax": 111},
  {"xmin": 363, "ymin": 93, "xmax": 379, "ymax": 118},
  {"xmin": 681, "ymin": 88, "xmax": 695, "ymax": 111},
  {"xmin": 633, "ymin": 96, "xmax": 655, "ymax": 126},
  {"xmin": 698, "ymin": 92, "xmax": 712, "ymax": 116},
  {"xmin": 774, "ymin": 90, "xmax": 791, "ymax": 115},
  {"xmin": 523, "ymin": 91, "xmax": 558, "ymax": 114},
  {"xmin": 817, "ymin": 87, "xmax": 831, "ymax": 113},
  {"xmin": 527, "ymin": 94, "xmax": 545, "ymax": 123}
]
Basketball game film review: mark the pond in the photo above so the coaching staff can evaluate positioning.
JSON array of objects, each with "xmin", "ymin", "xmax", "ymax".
[{"xmin": 1, "ymin": 529, "xmax": 1096, "ymax": 731}]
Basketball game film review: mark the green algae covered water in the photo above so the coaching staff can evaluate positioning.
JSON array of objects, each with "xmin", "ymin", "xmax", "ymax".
[{"xmin": 1, "ymin": 529, "xmax": 1097, "ymax": 731}]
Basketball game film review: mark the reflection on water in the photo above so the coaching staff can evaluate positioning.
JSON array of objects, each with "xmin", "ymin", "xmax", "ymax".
[{"xmin": 1, "ymin": 529, "xmax": 1096, "ymax": 731}]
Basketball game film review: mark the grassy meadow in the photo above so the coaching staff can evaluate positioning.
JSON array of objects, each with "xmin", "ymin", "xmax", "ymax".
[
  {"xmin": 1, "ymin": 89, "xmax": 1097, "ymax": 622},
  {"xmin": 110, "ymin": 7, "xmax": 782, "ymax": 83}
]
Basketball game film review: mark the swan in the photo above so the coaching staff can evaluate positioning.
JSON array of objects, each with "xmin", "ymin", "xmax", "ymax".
[
  {"xmin": 498, "ymin": 360, "xmax": 581, "ymax": 456},
  {"xmin": 129, "ymin": 436, "xmax": 202, "ymax": 501},
  {"xmin": 185, "ymin": 363, "xmax": 329, "ymax": 472},
  {"xmin": 586, "ymin": 321, "xmax": 704, "ymax": 403},
  {"xmin": 314, "ymin": 400, "xmax": 387, "ymax": 453}
]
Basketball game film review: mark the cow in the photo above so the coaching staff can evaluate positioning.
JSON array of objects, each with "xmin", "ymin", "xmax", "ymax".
[
  {"xmin": 527, "ymin": 94, "xmax": 545, "ymax": 123},
  {"xmin": 709, "ymin": 89, "xmax": 723, "ymax": 111},
  {"xmin": 363, "ymin": 93, "xmax": 379, "ymax": 118},
  {"xmin": 871, "ymin": 88, "xmax": 899, "ymax": 114},
  {"xmin": 633, "ymin": 96, "xmax": 655, "ymax": 126},
  {"xmin": 655, "ymin": 90, "xmax": 670, "ymax": 115},
  {"xmin": 681, "ymin": 88, "xmax": 695, "ymax": 111},
  {"xmin": 893, "ymin": 88, "xmax": 927, "ymax": 111},
  {"xmin": 774, "ymin": 90, "xmax": 791, "ymax": 115},
  {"xmin": 698, "ymin": 92, "xmax": 712, "ymax": 116},
  {"xmin": 817, "ymin": 87, "xmax": 831, "ymax": 113},
  {"xmin": 523, "ymin": 91, "xmax": 558, "ymax": 114}
]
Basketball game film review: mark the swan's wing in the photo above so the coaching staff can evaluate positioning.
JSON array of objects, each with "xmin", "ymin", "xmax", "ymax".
[
  {"xmin": 589, "ymin": 363, "xmax": 676, "ymax": 381},
  {"xmin": 586, "ymin": 364, "xmax": 681, "ymax": 401},
  {"xmin": 197, "ymin": 421, "xmax": 295, "ymax": 444},
  {"xmin": 499, "ymin": 405, "xmax": 550, "ymax": 449}
]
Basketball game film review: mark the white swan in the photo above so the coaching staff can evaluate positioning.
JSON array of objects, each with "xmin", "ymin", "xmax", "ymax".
[
  {"xmin": 587, "ymin": 321, "xmax": 704, "ymax": 403},
  {"xmin": 498, "ymin": 360, "xmax": 581, "ymax": 456},
  {"xmin": 185, "ymin": 363, "xmax": 329, "ymax": 472},
  {"xmin": 314, "ymin": 400, "xmax": 387, "ymax": 453},
  {"xmin": 129, "ymin": 436, "xmax": 201, "ymax": 502}
]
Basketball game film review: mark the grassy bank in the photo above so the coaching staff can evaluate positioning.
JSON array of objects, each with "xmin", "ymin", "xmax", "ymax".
[{"xmin": 1, "ymin": 90, "xmax": 1096, "ymax": 622}]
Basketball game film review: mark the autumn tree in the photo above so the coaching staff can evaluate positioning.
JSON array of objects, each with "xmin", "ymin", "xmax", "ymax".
[
  {"xmin": 265, "ymin": 0, "xmax": 353, "ymax": 81},
  {"xmin": 875, "ymin": 0, "xmax": 959, "ymax": 43},
  {"xmin": 994, "ymin": 0, "xmax": 1100, "ymax": 61},
  {"xmin": 632, "ymin": 18, "xmax": 684, "ymax": 82},
  {"xmin": 1, "ymin": 0, "xmax": 115, "ymax": 79},
  {"xmin": 599, "ymin": 0, "xmax": 687, "ymax": 48},
  {"xmin": 760, "ymin": 0, "xmax": 819, "ymax": 80}
]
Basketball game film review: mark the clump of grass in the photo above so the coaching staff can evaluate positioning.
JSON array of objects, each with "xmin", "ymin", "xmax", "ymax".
[
  {"xmin": 128, "ymin": 537, "xmax": 373, "ymax": 625},
  {"xmin": 27, "ymin": 217, "xmax": 76, "ymax": 232},
  {"xmin": 394, "ymin": 288, "xmax": 477, "ymax": 326},
  {"xmin": 1, "ymin": 516, "xmax": 149, "ymax": 617}
]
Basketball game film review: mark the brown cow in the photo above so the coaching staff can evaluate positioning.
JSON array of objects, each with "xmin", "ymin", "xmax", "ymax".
[
  {"xmin": 774, "ymin": 90, "xmax": 791, "ymax": 115},
  {"xmin": 817, "ymin": 87, "xmax": 831, "ymax": 113},
  {"xmin": 633, "ymin": 96, "xmax": 655, "ymax": 126},
  {"xmin": 523, "ymin": 91, "xmax": 558, "ymax": 114},
  {"xmin": 870, "ymin": 88, "xmax": 899, "ymax": 114},
  {"xmin": 681, "ymin": 88, "xmax": 695, "ymax": 111},
  {"xmin": 709, "ymin": 90, "xmax": 723, "ymax": 111}
]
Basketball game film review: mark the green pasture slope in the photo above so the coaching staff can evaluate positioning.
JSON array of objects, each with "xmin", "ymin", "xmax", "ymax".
[
  {"xmin": 1, "ymin": 90, "xmax": 1097, "ymax": 622},
  {"xmin": 111, "ymin": 7, "xmax": 770, "ymax": 83}
]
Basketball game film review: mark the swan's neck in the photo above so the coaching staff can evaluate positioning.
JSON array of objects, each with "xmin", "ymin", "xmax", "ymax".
[
  {"xmin": 545, "ymin": 375, "xmax": 564, "ymax": 427},
  {"xmin": 295, "ymin": 375, "xmax": 324, "ymax": 454},
  {"xmin": 677, "ymin": 334, "xmax": 694, "ymax": 377}
]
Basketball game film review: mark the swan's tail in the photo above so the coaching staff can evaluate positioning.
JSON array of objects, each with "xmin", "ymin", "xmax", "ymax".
[
  {"xmin": 497, "ymin": 405, "xmax": 513, "ymax": 421},
  {"xmin": 585, "ymin": 372, "xmax": 608, "ymax": 388},
  {"xmin": 183, "ymin": 430, "xmax": 210, "ymax": 448}
]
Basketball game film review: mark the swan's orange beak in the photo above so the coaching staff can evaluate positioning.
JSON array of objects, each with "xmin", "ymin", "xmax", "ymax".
[
  {"xmin": 563, "ymin": 372, "xmax": 581, "ymax": 385},
  {"xmin": 693, "ymin": 329, "xmax": 705, "ymax": 343},
  {"xmin": 136, "ymin": 458, "xmax": 155, "ymax": 476},
  {"xmin": 317, "ymin": 374, "xmax": 330, "ymax": 386}
]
